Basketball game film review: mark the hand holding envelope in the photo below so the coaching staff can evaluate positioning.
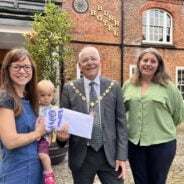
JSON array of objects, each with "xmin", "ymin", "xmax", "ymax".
[
  {"xmin": 45, "ymin": 108, "xmax": 94, "ymax": 139},
  {"xmin": 57, "ymin": 122, "xmax": 71, "ymax": 142}
]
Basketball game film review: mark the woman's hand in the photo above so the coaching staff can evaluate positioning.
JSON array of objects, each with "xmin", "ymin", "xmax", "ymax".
[{"xmin": 35, "ymin": 117, "xmax": 46, "ymax": 138}]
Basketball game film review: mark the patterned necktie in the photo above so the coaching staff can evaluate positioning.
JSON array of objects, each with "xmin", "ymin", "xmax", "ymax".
[{"xmin": 89, "ymin": 81, "xmax": 103, "ymax": 151}]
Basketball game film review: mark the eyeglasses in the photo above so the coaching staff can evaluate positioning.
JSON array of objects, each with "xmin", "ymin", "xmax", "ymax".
[{"xmin": 9, "ymin": 64, "xmax": 33, "ymax": 72}]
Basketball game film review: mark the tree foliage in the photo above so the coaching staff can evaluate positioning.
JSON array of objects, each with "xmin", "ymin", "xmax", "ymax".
[{"xmin": 24, "ymin": 1, "xmax": 72, "ymax": 87}]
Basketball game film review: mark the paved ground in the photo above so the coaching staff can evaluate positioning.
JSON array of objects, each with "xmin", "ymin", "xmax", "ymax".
[{"xmin": 53, "ymin": 123, "xmax": 184, "ymax": 184}]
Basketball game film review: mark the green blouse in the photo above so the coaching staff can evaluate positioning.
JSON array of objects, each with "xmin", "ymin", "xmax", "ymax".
[{"xmin": 122, "ymin": 80, "xmax": 184, "ymax": 146}]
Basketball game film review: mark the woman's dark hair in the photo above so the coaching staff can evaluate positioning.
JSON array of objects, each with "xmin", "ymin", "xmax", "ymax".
[{"xmin": 0, "ymin": 48, "xmax": 39, "ymax": 117}]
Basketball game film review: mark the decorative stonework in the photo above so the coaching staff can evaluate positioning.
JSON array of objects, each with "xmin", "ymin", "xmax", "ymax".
[{"xmin": 73, "ymin": 0, "xmax": 89, "ymax": 13}]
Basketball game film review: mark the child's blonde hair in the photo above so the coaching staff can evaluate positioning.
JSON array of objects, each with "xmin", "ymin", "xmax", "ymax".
[{"xmin": 37, "ymin": 80, "xmax": 55, "ymax": 93}]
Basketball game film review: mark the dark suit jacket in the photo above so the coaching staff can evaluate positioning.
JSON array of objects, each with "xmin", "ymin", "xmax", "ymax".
[{"xmin": 59, "ymin": 77, "xmax": 128, "ymax": 171}]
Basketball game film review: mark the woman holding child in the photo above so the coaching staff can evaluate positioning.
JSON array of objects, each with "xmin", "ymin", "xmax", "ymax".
[{"xmin": 0, "ymin": 48, "xmax": 45, "ymax": 183}]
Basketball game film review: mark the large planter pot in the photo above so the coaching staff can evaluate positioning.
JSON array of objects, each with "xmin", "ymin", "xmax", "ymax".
[{"xmin": 49, "ymin": 142, "xmax": 68, "ymax": 165}]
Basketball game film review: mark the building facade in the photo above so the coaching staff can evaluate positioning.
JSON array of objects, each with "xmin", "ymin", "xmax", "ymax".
[
  {"xmin": 63, "ymin": 0, "xmax": 184, "ymax": 98},
  {"xmin": 63, "ymin": 0, "xmax": 123, "ymax": 82},
  {"xmin": 0, "ymin": 0, "xmax": 184, "ymax": 98},
  {"xmin": 123, "ymin": 0, "xmax": 184, "ymax": 98}
]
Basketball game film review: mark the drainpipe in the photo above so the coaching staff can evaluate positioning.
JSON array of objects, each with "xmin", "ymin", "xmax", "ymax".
[{"xmin": 120, "ymin": 0, "xmax": 124, "ymax": 86}]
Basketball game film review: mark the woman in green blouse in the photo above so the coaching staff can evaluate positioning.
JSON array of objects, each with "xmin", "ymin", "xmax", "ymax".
[{"xmin": 123, "ymin": 48, "xmax": 184, "ymax": 184}]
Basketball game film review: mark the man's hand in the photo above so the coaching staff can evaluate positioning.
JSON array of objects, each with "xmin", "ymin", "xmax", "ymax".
[
  {"xmin": 115, "ymin": 160, "xmax": 126, "ymax": 180},
  {"xmin": 57, "ymin": 122, "xmax": 70, "ymax": 142}
]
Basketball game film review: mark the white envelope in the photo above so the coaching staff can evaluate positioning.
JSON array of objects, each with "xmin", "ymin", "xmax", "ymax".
[
  {"xmin": 45, "ymin": 108, "xmax": 94, "ymax": 139},
  {"xmin": 60, "ymin": 108, "xmax": 94, "ymax": 139}
]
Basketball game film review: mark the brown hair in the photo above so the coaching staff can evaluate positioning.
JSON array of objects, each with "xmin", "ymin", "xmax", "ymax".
[
  {"xmin": 131, "ymin": 48, "xmax": 171, "ymax": 87},
  {"xmin": 0, "ymin": 48, "xmax": 39, "ymax": 117}
]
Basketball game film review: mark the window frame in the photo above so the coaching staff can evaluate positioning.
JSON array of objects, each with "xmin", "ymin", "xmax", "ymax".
[
  {"xmin": 176, "ymin": 66, "xmax": 184, "ymax": 99},
  {"xmin": 129, "ymin": 64, "xmax": 136, "ymax": 78},
  {"xmin": 142, "ymin": 9, "xmax": 173, "ymax": 45}
]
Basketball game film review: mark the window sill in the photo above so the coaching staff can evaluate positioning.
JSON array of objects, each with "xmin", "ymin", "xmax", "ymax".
[{"xmin": 141, "ymin": 41, "xmax": 175, "ymax": 48}]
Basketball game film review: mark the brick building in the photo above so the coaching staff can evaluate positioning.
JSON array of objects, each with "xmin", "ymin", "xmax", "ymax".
[
  {"xmin": 122, "ymin": 0, "xmax": 184, "ymax": 99},
  {"xmin": 63, "ymin": 0, "xmax": 184, "ymax": 98},
  {"xmin": 0, "ymin": 0, "xmax": 184, "ymax": 98},
  {"xmin": 63, "ymin": 0, "xmax": 123, "ymax": 82}
]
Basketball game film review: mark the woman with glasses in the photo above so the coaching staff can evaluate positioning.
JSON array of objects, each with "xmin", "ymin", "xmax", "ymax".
[{"xmin": 0, "ymin": 48, "xmax": 46, "ymax": 184}]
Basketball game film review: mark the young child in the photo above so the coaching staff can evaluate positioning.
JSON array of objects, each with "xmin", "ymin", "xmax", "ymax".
[{"xmin": 37, "ymin": 80, "xmax": 58, "ymax": 184}]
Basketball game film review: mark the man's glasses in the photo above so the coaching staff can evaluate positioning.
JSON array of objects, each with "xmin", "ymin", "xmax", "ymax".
[{"xmin": 9, "ymin": 64, "xmax": 32, "ymax": 72}]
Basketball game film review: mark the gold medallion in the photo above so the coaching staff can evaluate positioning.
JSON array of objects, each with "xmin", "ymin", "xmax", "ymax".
[{"xmin": 90, "ymin": 102, "xmax": 95, "ymax": 107}]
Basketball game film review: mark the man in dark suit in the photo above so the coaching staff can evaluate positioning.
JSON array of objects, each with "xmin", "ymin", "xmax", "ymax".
[{"xmin": 57, "ymin": 46, "xmax": 128, "ymax": 184}]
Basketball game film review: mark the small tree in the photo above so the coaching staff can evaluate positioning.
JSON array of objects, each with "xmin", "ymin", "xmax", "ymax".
[{"xmin": 24, "ymin": 1, "xmax": 73, "ymax": 89}]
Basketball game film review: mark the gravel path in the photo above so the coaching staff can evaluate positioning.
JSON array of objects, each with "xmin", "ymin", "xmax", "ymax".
[{"xmin": 53, "ymin": 123, "xmax": 184, "ymax": 184}]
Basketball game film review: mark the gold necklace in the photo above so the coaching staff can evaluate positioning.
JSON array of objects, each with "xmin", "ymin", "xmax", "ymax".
[{"xmin": 69, "ymin": 81, "xmax": 115, "ymax": 108}]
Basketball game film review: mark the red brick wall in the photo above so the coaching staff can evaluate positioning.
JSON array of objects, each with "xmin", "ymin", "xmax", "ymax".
[
  {"xmin": 123, "ymin": 0, "xmax": 184, "ymax": 83},
  {"xmin": 63, "ymin": 0, "xmax": 184, "ymax": 84},
  {"xmin": 0, "ymin": 0, "xmax": 184, "ymax": 85},
  {"xmin": 63, "ymin": 0, "xmax": 122, "ymax": 43},
  {"xmin": 67, "ymin": 43, "xmax": 122, "ymax": 82},
  {"xmin": 62, "ymin": 0, "xmax": 122, "ymax": 82},
  {"xmin": 123, "ymin": 47, "xmax": 184, "ymax": 83}
]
